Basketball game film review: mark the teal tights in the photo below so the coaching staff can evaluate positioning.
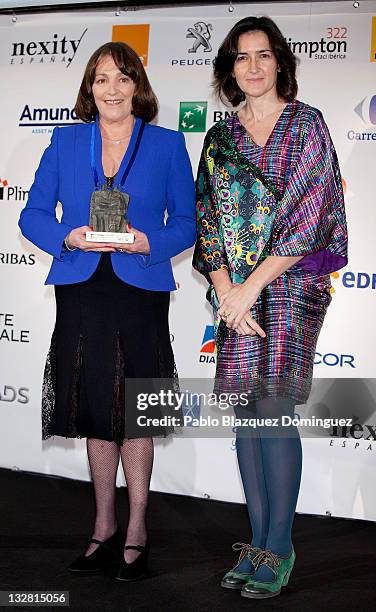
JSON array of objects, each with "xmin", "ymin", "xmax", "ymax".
[{"xmin": 234, "ymin": 397, "xmax": 302, "ymax": 582}]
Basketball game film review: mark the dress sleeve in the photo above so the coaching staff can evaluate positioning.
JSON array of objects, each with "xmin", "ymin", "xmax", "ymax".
[
  {"xmin": 270, "ymin": 110, "xmax": 348, "ymax": 275},
  {"xmin": 192, "ymin": 135, "xmax": 229, "ymax": 282}
]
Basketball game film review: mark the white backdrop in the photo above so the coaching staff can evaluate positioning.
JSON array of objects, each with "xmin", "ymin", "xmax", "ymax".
[{"xmin": 1, "ymin": 1, "xmax": 375, "ymax": 521}]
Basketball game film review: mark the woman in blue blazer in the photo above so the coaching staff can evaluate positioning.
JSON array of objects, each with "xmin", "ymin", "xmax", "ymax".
[{"xmin": 19, "ymin": 42, "xmax": 196, "ymax": 581}]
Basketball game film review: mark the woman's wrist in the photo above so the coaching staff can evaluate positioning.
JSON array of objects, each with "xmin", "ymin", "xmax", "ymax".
[
  {"xmin": 215, "ymin": 283, "xmax": 232, "ymax": 301},
  {"xmin": 64, "ymin": 233, "xmax": 76, "ymax": 251}
]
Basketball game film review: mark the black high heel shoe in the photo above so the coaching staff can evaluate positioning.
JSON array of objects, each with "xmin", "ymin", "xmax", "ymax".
[
  {"xmin": 68, "ymin": 526, "xmax": 125, "ymax": 575},
  {"xmin": 115, "ymin": 539, "xmax": 150, "ymax": 582}
]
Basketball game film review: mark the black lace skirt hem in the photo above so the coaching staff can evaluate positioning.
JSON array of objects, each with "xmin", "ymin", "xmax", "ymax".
[{"xmin": 41, "ymin": 254, "xmax": 179, "ymax": 443}]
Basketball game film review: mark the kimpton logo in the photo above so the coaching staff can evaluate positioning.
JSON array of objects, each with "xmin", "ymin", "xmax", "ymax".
[
  {"xmin": 112, "ymin": 24, "xmax": 150, "ymax": 66},
  {"xmin": 10, "ymin": 29, "xmax": 87, "ymax": 67},
  {"xmin": 285, "ymin": 34, "xmax": 347, "ymax": 60},
  {"xmin": 179, "ymin": 102, "xmax": 208, "ymax": 132}
]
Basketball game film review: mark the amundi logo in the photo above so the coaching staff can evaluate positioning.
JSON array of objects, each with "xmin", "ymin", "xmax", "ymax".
[{"xmin": 19, "ymin": 104, "xmax": 80, "ymax": 128}]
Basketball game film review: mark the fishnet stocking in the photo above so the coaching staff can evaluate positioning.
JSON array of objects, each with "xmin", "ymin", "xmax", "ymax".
[
  {"xmin": 85, "ymin": 438, "xmax": 120, "ymax": 556},
  {"xmin": 120, "ymin": 437, "xmax": 154, "ymax": 563}
]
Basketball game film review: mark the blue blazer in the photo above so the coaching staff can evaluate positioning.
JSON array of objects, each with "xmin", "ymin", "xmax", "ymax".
[{"xmin": 19, "ymin": 116, "xmax": 196, "ymax": 291}]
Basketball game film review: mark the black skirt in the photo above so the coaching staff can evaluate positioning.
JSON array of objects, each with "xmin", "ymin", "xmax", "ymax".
[{"xmin": 42, "ymin": 253, "xmax": 179, "ymax": 443}]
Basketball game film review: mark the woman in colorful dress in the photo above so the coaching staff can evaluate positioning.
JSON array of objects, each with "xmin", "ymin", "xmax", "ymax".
[{"xmin": 193, "ymin": 16, "xmax": 347, "ymax": 599}]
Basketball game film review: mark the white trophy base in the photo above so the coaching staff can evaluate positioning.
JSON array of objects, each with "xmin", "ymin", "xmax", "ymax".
[{"xmin": 85, "ymin": 231, "xmax": 135, "ymax": 244}]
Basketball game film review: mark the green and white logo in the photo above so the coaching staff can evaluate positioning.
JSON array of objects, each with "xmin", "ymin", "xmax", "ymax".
[{"xmin": 179, "ymin": 101, "xmax": 208, "ymax": 132}]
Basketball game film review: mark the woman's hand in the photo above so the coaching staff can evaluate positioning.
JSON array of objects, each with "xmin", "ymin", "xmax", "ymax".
[
  {"xmin": 114, "ymin": 224, "xmax": 150, "ymax": 255},
  {"xmin": 65, "ymin": 224, "xmax": 150, "ymax": 255},
  {"xmin": 65, "ymin": 226, "xmax": 118, "ymax": 252},
  {"xmin": 233, "ymin": 313, "xmax": 266, "ymax": 338},
  {"xmin": 218, "ymin": 283, "xmax": 261, "ymax": 329}
]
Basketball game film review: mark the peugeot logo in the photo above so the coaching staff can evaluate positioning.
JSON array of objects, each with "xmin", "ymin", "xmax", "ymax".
[{"xmin": 186, "ymin": 22, "xmax": 213, "ymax": 53}]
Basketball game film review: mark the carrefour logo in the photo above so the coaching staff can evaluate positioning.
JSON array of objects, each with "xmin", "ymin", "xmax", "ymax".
[
  {"xmin": 354, "ymin": 95, "xmax": 376, "ymax": 125},
  {"xmin": 348, "ymin": 95, "xmax": 376, "ymax": 142},
  {"xmin": 199, "ymin": 325, "xmax": 216, "ymax": 364}
]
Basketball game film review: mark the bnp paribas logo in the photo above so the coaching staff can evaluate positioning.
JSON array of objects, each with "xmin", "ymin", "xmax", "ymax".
[{"xmin": 179, "ymin": 102, "xmax": 208, "ymax": 132}]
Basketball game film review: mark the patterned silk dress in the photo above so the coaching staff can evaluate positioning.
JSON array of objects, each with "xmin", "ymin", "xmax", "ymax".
[{"xmin": 192, "ymin": 100, "xmax": 348, "ymax": 403}]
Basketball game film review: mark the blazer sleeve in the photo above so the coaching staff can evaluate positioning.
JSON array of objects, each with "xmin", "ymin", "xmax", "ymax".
[
  {"xmin": 143, "ymin": 131, "xmax": 196, "ymax": 267},
  {"xmin": 18, "ymin": 127, "xmax": 74, "ymax": 260}
]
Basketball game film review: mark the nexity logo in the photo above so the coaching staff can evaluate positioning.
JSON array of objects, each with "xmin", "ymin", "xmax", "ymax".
[{"xmin": 10, "ymin": 29, "xmax": 87, "ymax": 67}]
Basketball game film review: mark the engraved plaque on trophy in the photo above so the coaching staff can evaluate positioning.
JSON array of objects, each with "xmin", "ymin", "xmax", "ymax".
[{"xmin": 85, "ymin": 186, "xmax": 135, "ymax": 244}]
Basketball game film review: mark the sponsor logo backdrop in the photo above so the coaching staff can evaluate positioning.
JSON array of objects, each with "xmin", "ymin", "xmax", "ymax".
[{"xmin": 0, "ymin": 2, "xmax": 375, "ymax": 520}]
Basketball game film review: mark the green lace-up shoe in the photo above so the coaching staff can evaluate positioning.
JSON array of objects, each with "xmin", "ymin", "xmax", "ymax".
[
  {"xmin": 241, "ymin": 547, "xmax": 296, "ymax": 599},
  {"xmin": 221, "ymin": 543, "xmax": 262, "ymax": 590}
]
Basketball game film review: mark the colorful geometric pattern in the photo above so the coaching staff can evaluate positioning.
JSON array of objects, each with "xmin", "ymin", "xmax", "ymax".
[{"xmin": 193, "ymin": 100, "xmax": 348, "ymax": 402}]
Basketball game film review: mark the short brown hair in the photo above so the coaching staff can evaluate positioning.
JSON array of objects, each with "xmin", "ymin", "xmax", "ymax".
[
  {"xmin": 213, "ymin": 16, "xmax": 298, "ymax": 107},
  {"xmin": 75, "ymin": 42, "xmax": 158, "ymax": 123}
]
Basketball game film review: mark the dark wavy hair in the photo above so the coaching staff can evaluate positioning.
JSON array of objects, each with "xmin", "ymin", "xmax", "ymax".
[
  {"xmin": 75, "ymin": 42, "xmax": 158, "ymax": 123},
  {"xmin": 213, "ymin": 16, "xmax": 298, "ymax": 106}
]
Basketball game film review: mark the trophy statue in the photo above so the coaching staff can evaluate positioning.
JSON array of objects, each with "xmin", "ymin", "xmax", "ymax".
[{"xmin": 85, "ymin": 186, "xmax": 135, "ymax": 244}]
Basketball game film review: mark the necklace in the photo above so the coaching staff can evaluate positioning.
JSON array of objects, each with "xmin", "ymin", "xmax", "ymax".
[
  {"xmin": 100, "ymin": 117, "xmax": 135, "ymax": 145},
  {"xmin": 101, "ymin": 134, "xmax": 132, "ymax": 145}
]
